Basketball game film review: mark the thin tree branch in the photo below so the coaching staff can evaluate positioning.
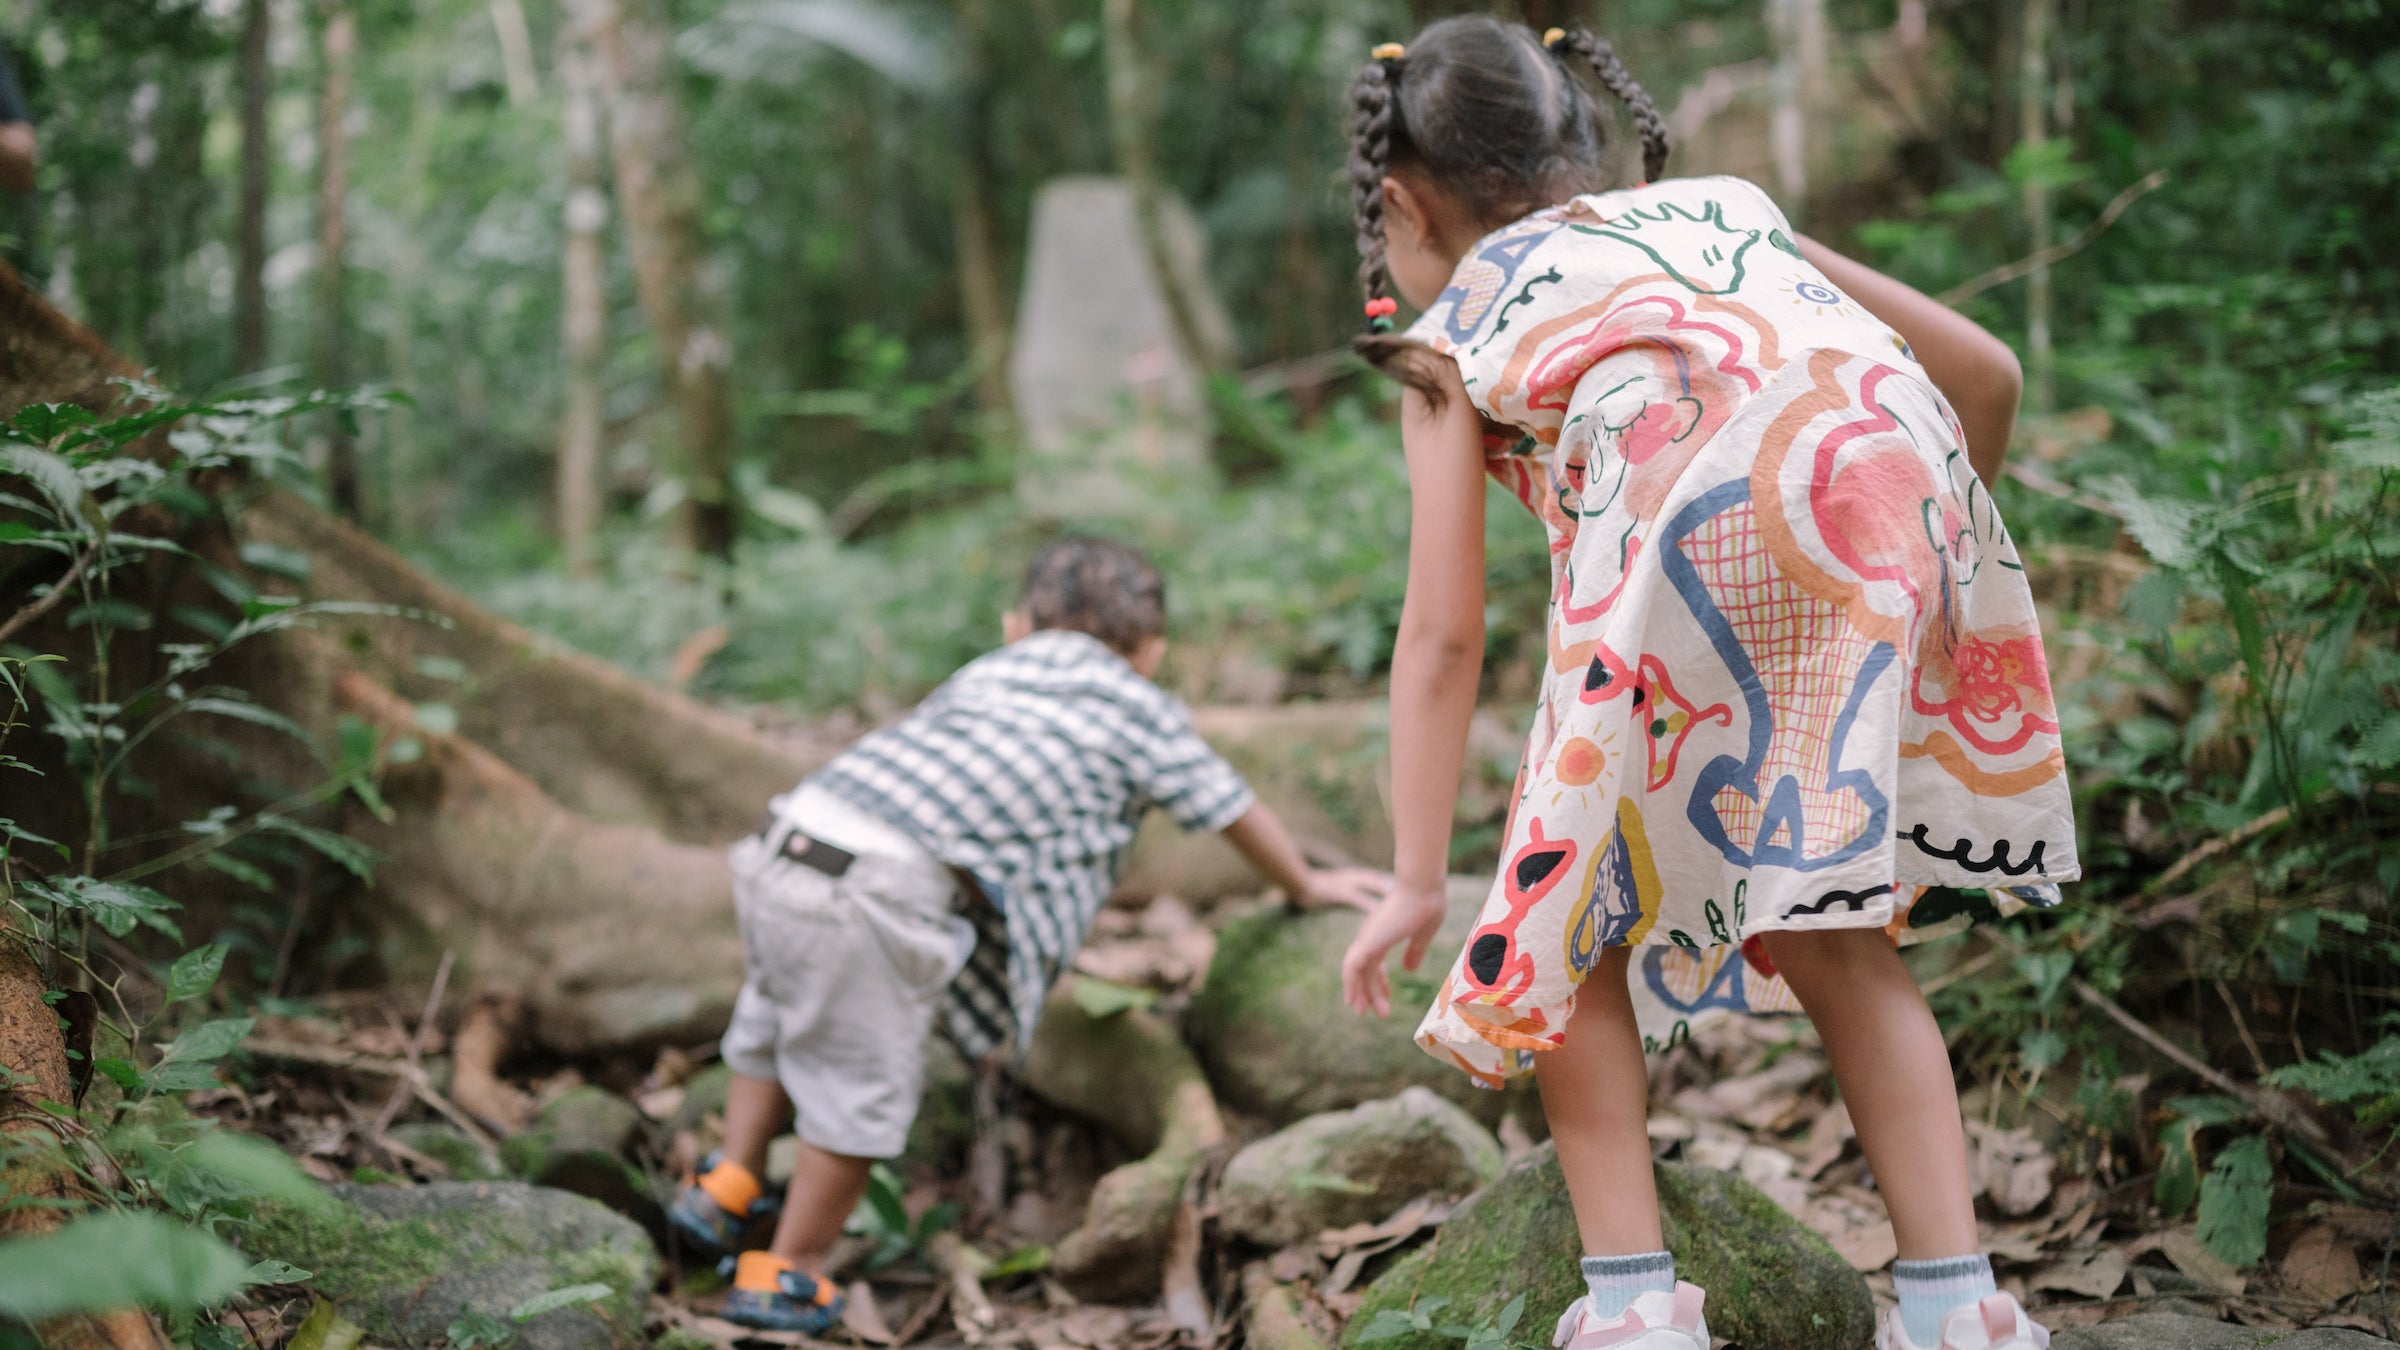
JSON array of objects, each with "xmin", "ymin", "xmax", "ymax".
[
  {"xmin": 0, "ymin": 541, "xmax": 99, "ymax": 647},
  {"xmin": 1937, "ymin": 169, "xmax": 2171, "ymax": 306}
]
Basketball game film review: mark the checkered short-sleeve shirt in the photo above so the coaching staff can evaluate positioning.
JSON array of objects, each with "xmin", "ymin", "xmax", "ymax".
[{"xmin": 810, "ymin": 629, "xmax": 1254, "ymax": 1055}]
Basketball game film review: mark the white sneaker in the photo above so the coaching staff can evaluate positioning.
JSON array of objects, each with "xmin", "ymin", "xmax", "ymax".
[
  {"xmin": 1877, "ymin": 1292, "xmax": 2051, "ymax": 1350},
  {"xmin": 1550, "ymin": 1282, "xmax": 1709, "ymax": 1350}
]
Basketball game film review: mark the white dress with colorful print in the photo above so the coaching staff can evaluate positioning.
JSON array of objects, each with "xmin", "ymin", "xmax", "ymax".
[{"xmin": 1402, "ymin": 176, "xmax": 2080, "ymax": 1084}]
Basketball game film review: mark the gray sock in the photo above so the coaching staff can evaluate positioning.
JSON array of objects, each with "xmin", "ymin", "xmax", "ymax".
[
  {"xmin": 1893, "ymin": 1253, "xmax": 1996, "ymax": 1346},
  {"xmin": 1580, "ymin": 1250, "xmax": 1675, "ymax": 1322}
]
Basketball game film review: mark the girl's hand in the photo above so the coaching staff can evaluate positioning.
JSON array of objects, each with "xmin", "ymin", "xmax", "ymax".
[
  {"xmin": 1297, "ymin": 866, "xmax": 1396, "ymax": 913},
  {"xmin": 1340, "ymin": 882, "xmax": 1448, "ymax": 1018}
]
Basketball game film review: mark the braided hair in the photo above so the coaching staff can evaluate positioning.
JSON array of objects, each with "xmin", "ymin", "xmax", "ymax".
[
  {"xmin": 1549, "ymin": 28, "xmax": 1670, "ymax": 186},
  {"xmin": 1345, "ymin": 16, "xmax": 1671, "ymax": 378},
  {"xmin": 1346, "ymin": 54, "xmax": 1398, "ymax": 322}
]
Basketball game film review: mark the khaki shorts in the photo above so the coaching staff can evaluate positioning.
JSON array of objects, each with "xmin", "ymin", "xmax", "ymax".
[{"xmin": 720, "ymin": 785, "xmax": 972, "ymax": 1159}]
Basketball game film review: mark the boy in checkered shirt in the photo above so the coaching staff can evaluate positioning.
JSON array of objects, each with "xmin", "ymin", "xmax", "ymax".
[{"xmin": 671, "ymin": 536, "xmax": 1393, "ymax": 1330}]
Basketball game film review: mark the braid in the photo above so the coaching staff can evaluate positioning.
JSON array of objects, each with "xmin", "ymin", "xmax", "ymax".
[
  {"xmin": 1555, "ymin": 29, "xmax": 1669, "ymax": 184},
  {"xmin": 1346, "ymin": 59, "xmax": 1397, "ymax": 317}
]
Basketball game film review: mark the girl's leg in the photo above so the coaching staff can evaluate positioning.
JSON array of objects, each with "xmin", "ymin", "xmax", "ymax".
[
  {"xmin": 719, "ymin": 1070, "xmax": 794, "ymax": 1181},
  {"xmin": 1756, "ymin": 927, "xmax": 1979, "ymax": 1258},
  {"xmin": 1535, "ymin": 946, "xmax": 1665, "ymax": 1255}
]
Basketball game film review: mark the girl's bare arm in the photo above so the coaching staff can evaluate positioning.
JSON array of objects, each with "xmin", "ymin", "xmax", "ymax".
[
  {"xmin": 1341, "ymin": 356, "xmax": 1487, "ymax": 1016},
  {"xmin": 1797, "ymin": 234, "xmax": 2024, "ymax": 487}
]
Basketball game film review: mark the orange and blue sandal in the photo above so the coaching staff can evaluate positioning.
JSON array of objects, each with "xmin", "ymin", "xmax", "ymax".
[
  {"xmin": 721, "ymin": 1251, "xmax": 845, "ymax": 1334},
  {"xmin": 667, "ymin": 1153, "xmax": 779, "ymax": 1256}
]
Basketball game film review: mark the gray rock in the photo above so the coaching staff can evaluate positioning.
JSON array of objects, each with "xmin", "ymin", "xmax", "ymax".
[
  {"xmin": 1189, "ymin": 881, "xmax": 1539, "ymax": 1129},
  {"xmin": 2053, "ymin": 1313, "xmax": 2394, "ymax": 1349},
  {"xmin": 1220, "ymin": 1088, "xmax": 1504, "ymax": 1248},
  {"xmin": 243, "ymin": 1181, "xmax": 657, "ymax": 1350},
  {"xmin": 388, "ymin": 1121, "xmax": 503, "ymax": 1181},
  {"xmin": 504, "ymin": 1087, "xmax": 657, "ymax": 1227},
  {"xmin": 1344, "ymin": 1143, "xmax": 1872, "ymax": 1350}
]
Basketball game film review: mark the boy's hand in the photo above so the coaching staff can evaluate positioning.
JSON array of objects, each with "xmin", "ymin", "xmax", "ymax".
[
  {"xmin": 1296, "ymin": 865, "xmax": 1395, "ymax": 913},
  {"xmin": 1340, "ymin": 882, "xmax": 1448, "ymax": 1019}
]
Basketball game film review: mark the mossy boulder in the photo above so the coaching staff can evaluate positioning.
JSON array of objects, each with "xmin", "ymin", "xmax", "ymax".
[
  {"xmin": 1220, "ymin": 1088, "xmax": 1504, "ymax": 1248},
  {"xmin": 504, "ymin": 1087, "xmax": 656, "ymax": 1227},
  {"xmin": 1189, "ymin": 881, "xmax": 1535, "ymax": 1129},
  {"xmin": 243, "ymin": 1181, "xmax": 657, "ymax": 1350},
  {"xmin": 1344, "ymin": 1144, "xmax": 1872, "ymax": 1350},
  {"xmin": 388, "ymin": 1121, "xmax": 504, "ymax": 1181}
]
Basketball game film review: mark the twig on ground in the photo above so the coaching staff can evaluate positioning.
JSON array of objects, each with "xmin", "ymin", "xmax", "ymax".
[
  {"xmin": 370, "ymin": 950, "xmax": 454, "ymax": 1140},
  {"xmin": 1977, "ymin": 930, "xmax": 2391, "ymax": 1201},
  {"xmin": 2214, "ymin": 977, "xmax": 2271, "ymax": 1078},
  {"xmin": 890, "ymin": 1284, "xmax": 950, "ymax": 1347},
  {"xmin": 247, "ymin": 1035, "xmax": 500, "ymax": 1156},
  {"xmin": 1937, "ymin": 170, "xmax": 2170, "ymax": 306},
  {"xmin": 926, "ymin": 1232, "xmax": 997, "ymax": 1343}
]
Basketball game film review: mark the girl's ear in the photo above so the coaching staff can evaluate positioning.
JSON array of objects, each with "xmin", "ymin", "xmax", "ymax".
[
  {"xmin": 1382, "ymin": 174, "xmax": 1432, "ymax": 248},
  {"xmin": 1129, "ymin": 635, "xmax": 1169, "ymax": 679}
]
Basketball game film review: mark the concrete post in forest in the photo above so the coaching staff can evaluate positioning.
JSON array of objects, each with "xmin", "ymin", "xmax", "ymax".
[{"xmin": 1007, "ymin": 177, "xmax": 1231, "ymax": 518}]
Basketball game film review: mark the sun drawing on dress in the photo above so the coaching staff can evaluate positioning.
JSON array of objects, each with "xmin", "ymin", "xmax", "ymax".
[{"xmin": 1782, "ymin": 273, "xmax": 1859, "ymax": 319}]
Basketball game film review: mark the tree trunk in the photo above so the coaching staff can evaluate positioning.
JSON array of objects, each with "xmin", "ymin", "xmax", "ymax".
[
  {"xmin": 234, "ymin": 0, "xmax": 270, "ymax": 374},
  {"xmin": 1100, "ymin": 0, "xmax": 1228, "ymax": 375},
  {"xmin": 557, "ymin": 2, "xmax": 610, "ymax": 575},
  {"xmin": 489, "ymin": 0, "xmax": 541, "ymax": 107},
  {"xmin": 0, "ymin": 928, "xmax": 170, "ymax": 1350},
  {"xmin": 1766, "ymin": 0, "xmax": 1826, "ymax": 213},
  {"xmin": 2018, "ymin": 0, "xmax": 2056, "ymax": 412},
  {"xmin": 586, "ymin": 0, "xmax": 738, "ymax": 559},
  {"xmin": 316, "ymin": 0, "xmax": 358, "ymax": 518},
  {"xmin": 952, "ymin": 0, "xmax": 1016, "ymax": 428}
]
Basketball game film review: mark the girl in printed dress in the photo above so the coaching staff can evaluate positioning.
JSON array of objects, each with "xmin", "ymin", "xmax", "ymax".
[{"xmin": 1334, "ymin": 17, "xmax": 2079, "ymax": 1350}]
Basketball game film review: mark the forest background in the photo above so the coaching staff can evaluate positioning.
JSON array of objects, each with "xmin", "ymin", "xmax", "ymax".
[{"xmin": 1, "ymin": 0, "xmax": 2398, "ymax": 1340}]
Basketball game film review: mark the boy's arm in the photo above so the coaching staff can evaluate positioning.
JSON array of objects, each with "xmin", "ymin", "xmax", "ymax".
[
  {"xmin": 1341, "ymin": 357, "xmax": 1487, "ymax": 1018},
  {"xmin": 1796, "ymin": 234, "xmax": 2024, "ymax": 488},
  {"xmin": 1221, "ymin": 802, "xmax": 1392, "ymax": 911}
]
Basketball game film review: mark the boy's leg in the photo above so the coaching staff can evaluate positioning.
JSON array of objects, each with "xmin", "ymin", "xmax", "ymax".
[
  {"xmin": 1535, "ymin": 945, "xmax": 1664, "ymax": 1255},
  {"xmin": 768, "ymin": 1141, "xmax": 875, "ymax": 1274},
  {"xmin": 1756, "ymin": 926, "xmax": 1979, "ymax": 1258},
  {"xmin": 719, "ymin": 1071, "xmax": 794, "ymax": 1182}
]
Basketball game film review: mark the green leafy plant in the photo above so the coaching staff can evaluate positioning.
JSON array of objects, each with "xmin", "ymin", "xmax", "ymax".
[
  {"xmin": 844, "ymin": 1162, "xmax": 961, "ymax": 1271},
  {"xmin": 1356, "ymin": 1293, "xmax": 1534, "ymax": 1350},
  {"xmin": 0, "ymin": 384, "xmax": 397, "ymax": 1330}
]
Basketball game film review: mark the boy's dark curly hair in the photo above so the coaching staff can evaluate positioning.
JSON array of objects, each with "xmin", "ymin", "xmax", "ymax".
[
  {"xmin": 1020, "ymin": 536, "xmax": 1166, "ymax": 657},
  {"xmin": 1348, "ymin": 16, "xmax": 1668, "ymax": 388}
]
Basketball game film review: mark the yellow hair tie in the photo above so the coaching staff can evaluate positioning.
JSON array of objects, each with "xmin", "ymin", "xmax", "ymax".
[
  {"xmin": 1542, "ymin": 27, "xmax": 1566, "ymax": 48},
  {"xmin": 1371, "ymin": 42, "xmax": 1406, "ymax": 60}
]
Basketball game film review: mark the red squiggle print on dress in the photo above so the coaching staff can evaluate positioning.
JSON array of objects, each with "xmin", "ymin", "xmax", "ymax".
[
  {"xmin": 1576, "ymin": 641, "xmax": 1733, "ymax": 790},
  {"xmin": 1912, "ymin": 630, "xmax": 2059, "ymax": 755}
]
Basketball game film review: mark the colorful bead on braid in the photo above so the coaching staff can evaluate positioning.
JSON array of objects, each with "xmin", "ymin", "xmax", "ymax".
[{"xmin": 1363, "ymin": 296, "xmax": 1398, "ymax": 332}]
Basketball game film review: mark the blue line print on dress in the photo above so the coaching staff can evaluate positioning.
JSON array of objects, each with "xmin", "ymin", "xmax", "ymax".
[
  {"xmin": 1638, "ymin": 945, "xmax": 1751, "ymax": 1018},
  {"xmin": 1659, "ymin": 479, "xmax": 1892, "ymax": 872}
]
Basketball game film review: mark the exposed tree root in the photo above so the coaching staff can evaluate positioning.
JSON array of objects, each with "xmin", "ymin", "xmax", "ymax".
[{"xmin": 1020, "ymin": 988, "xmax": 1227, "ymax": 1301}]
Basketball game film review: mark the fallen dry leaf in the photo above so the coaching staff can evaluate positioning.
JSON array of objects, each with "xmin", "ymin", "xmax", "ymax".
[
  {"xmin": 844, "ymin": 1283, "xmax": 897, "ymax": 1344},
  {"xmin": 2159, "ymin": 1227, "xmax": 2248, "ymax": 1296},
  {"xmin": 1965, "ymin": 1121, "xmax": 2054, "ymax": 1217},
  {"xmin": 2028, "ymin": 1247, "xmax": 2128, "ymax": 1300},
  {"xmin": 2279, "ymin": 1223, "xmax": 2363, "ymax": 1303},
  {"xmin": 1801, "ymin": 1192, "xmax": 1897, "ymax": 1272},
  {"xmin": 1796, "ymin": 1100, "xmax": 1854, "ymax": 1180}
]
